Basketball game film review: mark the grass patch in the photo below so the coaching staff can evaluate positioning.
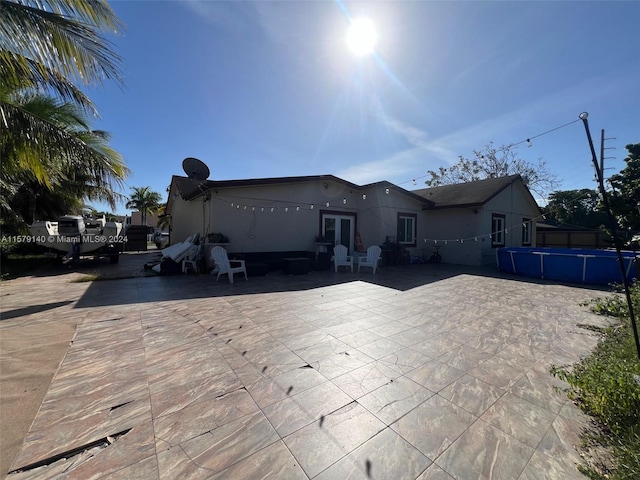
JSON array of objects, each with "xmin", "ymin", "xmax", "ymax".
[
  {"xmin": 71, "ymin": 274, "xmax": 101, "ymax": 283},
  {"xmin": 551, "ymin": 282, "xmax": 640, "ymax": 479}
]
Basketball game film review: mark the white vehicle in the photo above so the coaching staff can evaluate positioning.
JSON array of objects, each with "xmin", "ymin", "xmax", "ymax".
[{"xmin": 30, "ymin": 215, "xmax": 126, "ymax": 264}]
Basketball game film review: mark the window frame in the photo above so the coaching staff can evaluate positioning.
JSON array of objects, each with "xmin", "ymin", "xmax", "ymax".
[
  {"xmin": 491, "ymin": 214, "xmax": 506, "ymax": 248},
  {"xmin": 522, "ymin": 217, "xmax": 532, "ymax": 246},
  {"xmin": 397, "ymin": 212, "xmax": 417, "ymax": 247}
]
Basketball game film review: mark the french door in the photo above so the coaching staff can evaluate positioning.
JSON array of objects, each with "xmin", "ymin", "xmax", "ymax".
[{"xmin": 321, "ymin": 213, "xmax": 355, "ymax": 253}]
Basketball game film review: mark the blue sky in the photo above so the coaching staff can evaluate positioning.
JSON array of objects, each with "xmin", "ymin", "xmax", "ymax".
[{"xmin": 87, "ymin": 1, "xmax": 640, "ymax": 214}]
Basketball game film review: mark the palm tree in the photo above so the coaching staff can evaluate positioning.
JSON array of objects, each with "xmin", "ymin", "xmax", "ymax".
[
  {"xmin": 1, "ymin": 86, "xmax": 129, "ymax": 226},
  {"xmin": 126, "ymin": 187, "xmax": 162, "ymax": 226},
  {"xmin": 0, "ymin": 0, "xmax": 127, "ymax": 228},
  {"xmin": 156, "ymin": 203, "xmax": 170, "ymax": 230}
]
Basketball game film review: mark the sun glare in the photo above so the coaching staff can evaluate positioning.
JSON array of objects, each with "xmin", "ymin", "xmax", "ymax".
[{"xmin": 346, "ymin": 18, "xmax": 377, "ymax": 56}]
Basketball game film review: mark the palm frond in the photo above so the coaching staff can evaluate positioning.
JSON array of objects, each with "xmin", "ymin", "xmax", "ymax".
[
  {"xmin": 0, "ymin": 52, "xmax": 98, "ymax": 114},
  {"xmin": 0, "ymin": 0, "xmax": 123, "ymax": 88}
]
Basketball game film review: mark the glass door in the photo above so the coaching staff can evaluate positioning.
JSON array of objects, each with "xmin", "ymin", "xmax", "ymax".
[{"xmin": 322, "ymin": 214, "xmax": 355, "ymax": 253}]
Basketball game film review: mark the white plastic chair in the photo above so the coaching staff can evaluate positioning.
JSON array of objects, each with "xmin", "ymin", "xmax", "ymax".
[
  {"xmin": 333, "ymin": 244, "xmax": 353, "ymax": 272},
  {"xmin": 358, "ymin": 245, "xmax": 382, "ymax": 274},
  {"xmin": 211, "ymin": 246, "xmax": 247, "ymax": 284},
  {"xmin": 182, "ymin": 244, "xmax": 202, "ymax": 273}
]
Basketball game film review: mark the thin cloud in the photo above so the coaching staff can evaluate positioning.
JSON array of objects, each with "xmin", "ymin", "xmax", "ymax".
[{"xmin": 336, "ymin": 109, "xmax": 459, "ymax": 185}]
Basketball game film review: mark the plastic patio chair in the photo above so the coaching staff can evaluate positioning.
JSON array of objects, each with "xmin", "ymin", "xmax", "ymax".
[
  {"xmin": 333, "ymin": 244, "xmax": 353, "ymax": 272},
  {"xmin": 211, "ymin": 246, "xmax": 247, "ymax": 284},
  {"xmin": 182, "ymin": 244, "xmax": 202, "ymax": 273},
  {"xmin": 358, "ymin": 245, "xmax": 382, "ymax": 274}
]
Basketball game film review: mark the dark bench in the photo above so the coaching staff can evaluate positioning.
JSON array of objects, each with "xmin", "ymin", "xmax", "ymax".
[
  {"xmin": 230, "ymin": 251, "xmax": 315, "ymax": 273},
  {"xmin": 282, "ymin": 257, "xmax": 312, "ymax": 275}
]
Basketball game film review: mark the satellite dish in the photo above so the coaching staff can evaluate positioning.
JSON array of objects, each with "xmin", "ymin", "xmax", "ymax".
[{"xmin": 182, "ymin": 157, "xmax": 210, "ymax": 181}]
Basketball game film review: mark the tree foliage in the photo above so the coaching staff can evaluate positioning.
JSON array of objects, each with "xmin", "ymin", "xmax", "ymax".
[
  {"xmin": 542, "ymin": 189, "xmax": 608, "ymax": 230},
  {"xmin": 126, "ymin": 187, "xmax": 162, "ymax": 226},
  {"xmin": 608, "ymin": 143, "xmax": 640, "ymax": 239},
  {"xmin": 0, "ymin": 0, "xmax": 123, "ymax": 113},
  {"xmin": 426, "ymin": 143, "xmax": 559, "ymax": 199},
  {"xmin": 1, "ymin": 87, "xmax": 129, "ymax": 227},
  {"xmin": 0, "ymin": 0, "xmax": 127, "ymax": 230}
]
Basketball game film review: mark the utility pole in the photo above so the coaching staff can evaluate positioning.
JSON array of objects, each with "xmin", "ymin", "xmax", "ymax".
[
  {"xmin": 600, "ymin": 129, "xmax": 605, "ymax": 176},
  {"xmin": 580, "ymin": 113, "xmax": 640, "ymax": 360},
  {"xmin": 600, "ymin": 129, "xmax": 616, "ymax": 179}
]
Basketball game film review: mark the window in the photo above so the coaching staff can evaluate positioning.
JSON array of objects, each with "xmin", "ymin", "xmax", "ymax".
[
  {"xmin": 522, "ymin": 218, "xmax": 532, "ymax": 246},
  {"xmin": 397, "ymin": 213, "xmax": 417, "ymax": 247},
  {"xmin": 491, "ymin": 214, "xmax": 505, "ymax": 247}
]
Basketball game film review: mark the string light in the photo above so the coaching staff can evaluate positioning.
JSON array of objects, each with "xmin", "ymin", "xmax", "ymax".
[
  {"xmin": 209, "ymin": 187, "xmax": 574, "ymax": 251},
  {"xmin": 420, "ymin": 209, "xmax": 556, "ymax": 245}
]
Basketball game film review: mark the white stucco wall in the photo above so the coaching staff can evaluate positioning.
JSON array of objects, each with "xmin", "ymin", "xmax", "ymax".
[
  {"xmin": 423, "ymin": 208, "xmax": 484, "ymax": 265},
  {"xmin": 169, "ymin": 196, "xmax": 203, "ymax": 245},
  {"xmin": 209, "ymin": 180, "xmax": 349, "ymax": 252},
  {"xmin": 175, "ymin": 178, "xmax": 430, "ymax": 255},
  {"xmin": 421, "ymin": 181, "xmax": 539, "ymax": 266}
]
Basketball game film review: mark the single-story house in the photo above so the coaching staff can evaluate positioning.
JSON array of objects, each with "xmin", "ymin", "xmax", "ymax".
[
  {"xmin": 166, "ymin": 173, "xmax": 540, "ymax": 266},
  {"xmin": 412, "ymin": 175, "xmax": 541, "ymax": 264}
]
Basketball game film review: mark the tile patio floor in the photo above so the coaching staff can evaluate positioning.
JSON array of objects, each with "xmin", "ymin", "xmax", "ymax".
[{"xmin": 1, "ymin": 257, "xmax": 611, "ymax": 479}]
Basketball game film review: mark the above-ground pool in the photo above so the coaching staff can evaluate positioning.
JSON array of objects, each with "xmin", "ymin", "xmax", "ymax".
[{"xmin": 497, "ymin": 247, "xmax": 638, "ymax": 285}]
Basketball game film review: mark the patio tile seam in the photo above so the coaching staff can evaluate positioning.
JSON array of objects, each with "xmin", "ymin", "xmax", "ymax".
[{"xmin": 426, "ymin": 411, "xmax": 536, "ymax": 477}]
